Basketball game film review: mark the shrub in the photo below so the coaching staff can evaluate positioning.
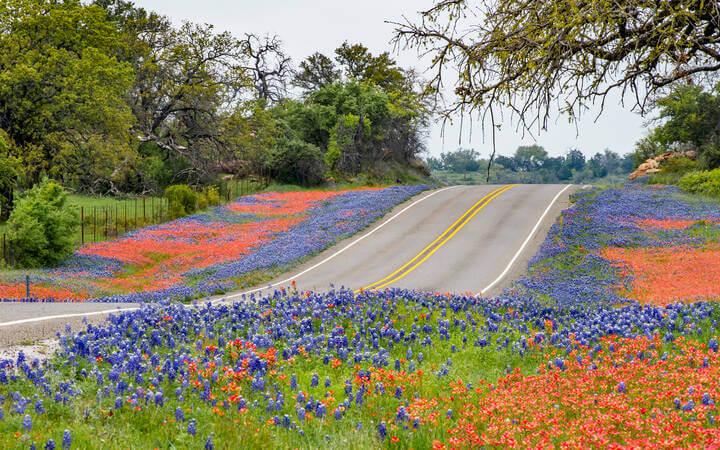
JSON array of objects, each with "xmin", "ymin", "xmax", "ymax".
[
  {"xmin": 264, "ymin": 138, "xmax": 326, "ymax": 186},
  {"xmin": 661, "ymin": 156, "xmax": 697, "ymax": 174},
  {"xmin": 6, "ymin": 178, "xmax": 80, "ymax": 268},
  {"xmin": 165, "ymin": 184, "xmax": 197, "ymax": 219},
  {"xmin": 203, "ymin": 186, "xmax": 220, "ymax": 207},
  {"xmin": 678, "ymin": 168, "xmax": 720, "ymax": 197}
]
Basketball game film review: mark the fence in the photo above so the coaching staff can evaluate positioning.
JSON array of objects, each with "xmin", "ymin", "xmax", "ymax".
[{"xmin": 1, "ymin": 176, "xmax": 269, "ymax": 266}]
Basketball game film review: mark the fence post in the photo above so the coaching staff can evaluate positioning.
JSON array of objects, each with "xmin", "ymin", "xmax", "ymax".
[
  {"xmin": 143, "ymin": 197, "xmax": 146, "ymax": 225},
  {"xmin": 2, "ymin": 232, "xmax": 5, "ymax": 264},
  {"xmin": 25, "ymin": 274, "xmax": 30, "ymax": 299},
  {"xmin": 93, "ymin": 206, "xmax": 97, "ymax": 242},
  {"xmin": 134, "ymin": 198, "xmax": 138, "ymax": 227},
  {"xmin": 115, "ymin": 204, "xmax": 119, "ymax": 237},
  {"xmin": 124, "ymin": 202, "xmax": 127, "ymax": 234},
  {"xmin": 105, "ymin": 207, "xmax": 108, "ymax": 238},
  {"xmin": 81, "ymin": 207, "xmax": 84, "ymax": 245}
]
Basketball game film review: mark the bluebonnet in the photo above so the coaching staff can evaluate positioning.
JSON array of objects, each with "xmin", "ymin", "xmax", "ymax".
[
  {"xmin": 22, "ymin": 414, "xmax": 32, "ymax": 431},
  {"xmin": 378, "ymin": 422, "xmax": 387, "ymax": 440},
  {"xmin": 62, "ymin": 430, "xmax": 72, "ymax": 450}
]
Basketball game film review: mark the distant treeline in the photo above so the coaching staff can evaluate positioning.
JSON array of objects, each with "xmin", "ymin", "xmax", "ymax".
[{"xmin": 427, "ymin": 146, "xmax": 635, "ymax": 184}]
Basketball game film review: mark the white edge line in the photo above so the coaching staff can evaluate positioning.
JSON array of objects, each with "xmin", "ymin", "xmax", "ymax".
[
  {"xmin": 0, "ymin": 307, "xmax": 139, "ymax": 327},
  {"xmin": 0, "ymin": 185, "xmax": 460, "ymax": 327},
  {"xmin": 477, "ymin": 184, "xmax": 573, "ymax": 297},
  {"xmin": 213, "ymin": 185, "xmax": 461, "ymax": 303}
]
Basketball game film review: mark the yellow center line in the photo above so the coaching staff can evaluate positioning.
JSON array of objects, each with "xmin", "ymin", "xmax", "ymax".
[
  {"xmin": 354, "ymin": 184, "xmax": 516, "ymax": 293},
  {"xmin": 356, "ymin": 185, "xmax": 509, "ymax": 292}
]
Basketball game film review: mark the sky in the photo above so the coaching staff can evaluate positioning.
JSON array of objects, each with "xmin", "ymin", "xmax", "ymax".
[{"xmin": 136, "ymin": 0, "xmax": 650, "ymax": 159}]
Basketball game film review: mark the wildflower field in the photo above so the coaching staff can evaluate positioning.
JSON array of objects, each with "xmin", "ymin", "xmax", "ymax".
[
  {"xmin": 2, "ymin": 184, "xmax": 720, "ymax": 448},
  {"xmin": 0, "ymin": 186, "xmax": 427, "ymax": 303}
]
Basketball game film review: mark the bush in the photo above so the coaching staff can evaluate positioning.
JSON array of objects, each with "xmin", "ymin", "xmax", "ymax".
[
  {"xmin": 204, "ymin": 186, "xmax": 220, "ymax": 207},
  {"xmin": 6, "ymin": 178, "xmax": 80, "ymax": 268},
  {"xmin": 678, "ymin": 168, "xmax": 720, "ymax": 197},
  {"xmin": 662, "ymin": 156, "xmax": 697, "ymax": 174},
  {"xmin": 264, "ymin": 138, "xmax": 326, "ymax": 186},
  {"xmin": 165, "ymin": 184, "xmax": 197, "ymax": 219}
]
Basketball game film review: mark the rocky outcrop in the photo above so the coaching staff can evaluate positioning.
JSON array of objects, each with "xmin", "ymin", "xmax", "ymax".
[{"xmin": 629, "ymin": 151, "xmax": 697, "ymax": 180}]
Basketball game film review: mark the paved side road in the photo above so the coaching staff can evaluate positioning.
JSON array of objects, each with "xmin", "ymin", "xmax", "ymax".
[{"xmin": 0, "ymin": 184, "xmax": 576, "ymax": 346}]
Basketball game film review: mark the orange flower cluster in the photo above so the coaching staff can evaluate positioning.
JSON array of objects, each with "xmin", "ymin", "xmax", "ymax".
[
  {"xmin": 0, "ymin": 283, "xmax": 86, "ymax": 301},
  {"xmin": 633, "ymin": 218, "xmax": 710, "ymax": 230},
  {"xmin": 226, "ymin": 189, "xmax": 379, "ymax": 216},
  {"xmin": 427, "ymin": 336, "xmax": 720, "ymax": 448},
  {"xmin": 601, "ymin": 245, "xmax": 720, "ymax": 305}
]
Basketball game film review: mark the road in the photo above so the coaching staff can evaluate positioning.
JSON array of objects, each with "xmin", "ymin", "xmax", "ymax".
[{"xmin": 0, "ymin": 184, "xmax": 575, "ymax": 346}]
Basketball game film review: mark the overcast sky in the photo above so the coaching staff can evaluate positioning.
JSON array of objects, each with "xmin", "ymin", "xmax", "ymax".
[{"xmin": 136, "ymin": 0, "xmax": 650, "ymax": 159}]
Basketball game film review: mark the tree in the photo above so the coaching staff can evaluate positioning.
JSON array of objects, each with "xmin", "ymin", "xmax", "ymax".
[
  {"xmin": 264, "ymin": 138, "xmax": 326, "ymax": 186},
  {"xmin": 222, "ymin": 99, "xmax": 279, "ymax": 174},
  {"xmin": 334, "ymin": 42, "xmax": 410, "ymax": 92},
  {"xmin": 514, "ymin": 145, "xmax": 548, "ymax": 172},
  {"xmin": 0, "ymin": 131, "xmax": 21, "ymax": 220},
  {"xmin": 440, "ymin": 149, "xmax": 480, "ymax": 173},
  {"xmin": 393, "ymin": 0, "xmax": 720, "ymax": 174},
  {"xmin": 425, "ymin": 156, "xmax": 443, "ymax": 171},
  {"xmin": 0, "ymin": 0, "xmax": 135, "ymax": 190},
  {"xmin": 293, "ymin": 52, "xmax": 341, "ymax": 95},
  {"xmin": 241, "ymin": 33, "xmax": 293, "ymax": 103},
  {"xmin": 126, "ymin": 20, "xmax": 252, "ymax": 185},
  {"xmin": 588, "ymin": 153, "xmax": 608, "ymax": 178},
  {"xmin": 6, "ymin": 178, "xmax": 80, "ymax": 268},
  {"xmin": 566, "ymin": 149, "xmax": 586, "ymax": 172},
  {"xmin": 634, "ymin": 83, "xmax": 720, "ymax": 169}
]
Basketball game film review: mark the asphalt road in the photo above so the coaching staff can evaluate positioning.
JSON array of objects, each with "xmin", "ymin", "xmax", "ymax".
[
  {"xmin": 250, "ymin": 184, "xmax": 574, "ymax": 295},
  {"xmin": 0, "ymin": 184, "xmax": 575, "ymax": 346}
]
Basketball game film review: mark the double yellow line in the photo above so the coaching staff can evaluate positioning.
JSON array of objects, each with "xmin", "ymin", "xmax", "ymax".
[{"xmin": 354, "ymin": 184, "xmax": 516, "ymax": 293}]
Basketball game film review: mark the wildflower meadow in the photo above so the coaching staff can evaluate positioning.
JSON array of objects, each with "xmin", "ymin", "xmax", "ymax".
[
  {"xmin": 2, "ymin": 184, "xmax": 720, "ymax": 448},
  {"xmin": 0, "ymin": 186, "xmax": 427, "ymax": 303}
]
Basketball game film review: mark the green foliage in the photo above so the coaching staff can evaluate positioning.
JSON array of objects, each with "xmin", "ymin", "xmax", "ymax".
[
  {"xmin": 662, "ymin": 157, "xmax": 698, "ymax": 175},
  {"xmin": 165, "ymin": 184, "xmax": 197, "ymax": 219},
  {"xmin": 203, "ymin": 186, "xmax": 220, "ymax": 207},
  {"xmin": 646, "ymin": 156, "xmax": 699, "ymax": 186},
  {"xmin": 0, "ymin": 0, "xmax": 428, "ymax": 194},
  {"xmin": 197, "ymin": 186, "xmax": 220, "ymax": 210},
  {"xmin": 439, "ymin": 149, "xmax": 481, "ymax": 173},
  {"xmin": 678, "ymin": 169, "xmax": 720, "ymax": 198},
  {"xmin": 0, "ymin": 130, "xmax": 22, "ymax": 220},
  {"xmin": 324, "ymin": 143, "xmax": 341, "ymax": 171},
  {"xmin": 222, "ymin": 99, "xmax": 279, "ymax": 175},
  {"xmin": 264, "ymin": 138, "xmax": 326, "ymax": 186},
  {"xmin": 635, "ymin": 84, "xmax": 720, "ymax": 170},
  {"xmin": 0, "ymin": 0, "xmax": 136, "ymax": 188},
  {"xmin": 273, "ymin": 79, "xmax": 427, "ymax": 179},
  {"xmin": 6, "ymin": 178, "xmax": 80, "ymax": 268}
]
